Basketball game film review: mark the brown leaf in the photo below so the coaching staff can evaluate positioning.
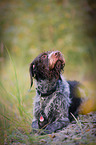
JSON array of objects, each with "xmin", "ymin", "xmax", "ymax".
[{"xmin": 86, "ymin": 129, "xmax": 90, "ymax": 132}]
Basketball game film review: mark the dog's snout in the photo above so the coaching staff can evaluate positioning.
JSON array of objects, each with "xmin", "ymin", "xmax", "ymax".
[
  {"xmin": 54, "ymin": 51, "xmax": 61, "ymax": 57},
  {"xmin": 48, "ymin": 51, "xmax": 61, "ymax": 59},
  {"xmin": 48, "ymin": 51, "xmax": 65, "ymax": 70}
]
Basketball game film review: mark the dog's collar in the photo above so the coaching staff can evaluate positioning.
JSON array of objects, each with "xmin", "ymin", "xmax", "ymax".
[{"xmin": 37, "ymin": 84, "xmax": 57, "ymax": 97}]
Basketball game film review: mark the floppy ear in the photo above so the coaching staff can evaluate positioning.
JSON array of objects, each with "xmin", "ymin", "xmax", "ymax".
[{"xmin": 29, "ymin": 62, "xmax": 34, "ymax": 88}]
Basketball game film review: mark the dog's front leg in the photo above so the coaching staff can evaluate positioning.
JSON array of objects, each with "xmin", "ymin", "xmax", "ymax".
[
  {"xmin": 32, "ymin": 120, "xmax": 39, "ymax": 133},
  {"xmin": 44, "ymin": 117, "xmax": 69, "ymax": 134}
]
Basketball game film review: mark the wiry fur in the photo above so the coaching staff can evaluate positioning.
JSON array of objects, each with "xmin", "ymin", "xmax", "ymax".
[{"xmin": 29, "ymin": 51, "xmax": 84, "ymax": 134}]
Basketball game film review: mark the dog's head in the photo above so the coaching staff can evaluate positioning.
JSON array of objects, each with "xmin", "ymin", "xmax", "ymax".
[{"xmin": 29, "ymin": 51, "xmax": 65, "ymax": 87}]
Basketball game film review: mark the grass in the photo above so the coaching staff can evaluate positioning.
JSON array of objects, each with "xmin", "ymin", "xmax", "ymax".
[
  {"xmin": 6, "ymin": 47, "xmax": 22, "ymax": 115},
  {"xmin": 0, "ymin": 49, "xmax": 35, "ymax": 144},
  {"xmin": 70, "ymin": 112, "xmax": 82, "ymax": 130}
]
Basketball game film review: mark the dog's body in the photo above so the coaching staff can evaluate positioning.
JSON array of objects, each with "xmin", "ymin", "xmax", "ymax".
[{"xmin": 29, "ymin": 51, "xmax": 84, "ymax": 134}]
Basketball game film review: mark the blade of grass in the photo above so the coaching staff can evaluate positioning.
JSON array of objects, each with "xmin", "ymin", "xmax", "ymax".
[
  {"xmin": 70, "ymin": 112, "xmax": 82, "ymax": 130},
  {"xmin": 0, "ymin": 113, "xmax": 19, "ymax": 126},
  {"xmin": 4, "ymin": 47, "xmax": 32, "ymax": 120},
  {"xmin": 5, "ymin": 47, "xmax": 21, "ymax": 105},
  {"xmin": 0, "ymin": 81, "xmax": 23, "ymax": 116},
  {"xmin": 0, "ymin": 75, "xmax": 31, "ymax": 122},
  {"xmin": 5, "ymin": 47, "xmax": 24, "ymax": 116}
]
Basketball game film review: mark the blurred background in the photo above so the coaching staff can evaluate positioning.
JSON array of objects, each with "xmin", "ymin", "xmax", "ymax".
[{"xmin": 0, "ymin": 0, "xmax": 96, "ymax": 144}]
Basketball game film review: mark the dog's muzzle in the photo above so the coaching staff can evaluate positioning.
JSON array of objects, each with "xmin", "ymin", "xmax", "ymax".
[{"xmin": 48, "ymin": 51, "xmax": 65, "ymax": 69}]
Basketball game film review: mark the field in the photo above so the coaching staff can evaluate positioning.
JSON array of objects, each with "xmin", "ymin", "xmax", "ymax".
[{"xmin": 0, "ymin": 0, "xmax": 96, "ymax": 144}]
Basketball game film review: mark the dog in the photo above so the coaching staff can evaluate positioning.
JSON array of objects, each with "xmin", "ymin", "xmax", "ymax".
[{"xmin": 29, "ymin": 51, "xmax": 85, "ymax": 134}]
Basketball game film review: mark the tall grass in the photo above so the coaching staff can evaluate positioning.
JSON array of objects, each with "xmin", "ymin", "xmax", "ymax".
[
  {"xmin": 6, "ymin": 47, "xmax": 22, "ymax": 115},
  {"xmin": 0, "ymin": 48, "xmax": 36, "ymax": 144}
]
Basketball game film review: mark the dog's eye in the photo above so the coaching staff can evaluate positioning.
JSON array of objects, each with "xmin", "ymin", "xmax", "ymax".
[{"xmin": 41, "ymin": 55, "xmax": 47, "ymax": 59}]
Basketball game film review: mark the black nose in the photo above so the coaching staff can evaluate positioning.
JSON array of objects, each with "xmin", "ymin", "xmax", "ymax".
[{"xmin": 54, "ymin": 51, "xmax": 61, "ymax": 57}]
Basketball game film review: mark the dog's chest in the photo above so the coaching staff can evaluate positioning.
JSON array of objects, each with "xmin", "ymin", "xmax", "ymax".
[
  {"xmin": 40, "ymin": 93, "xmax": 56, "ymax": 117},
  {"xmin": 40, "ymin": 96, "xmax": 49, "ymax": 109}
]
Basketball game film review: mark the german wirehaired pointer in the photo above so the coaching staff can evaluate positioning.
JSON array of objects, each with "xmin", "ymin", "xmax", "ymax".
[{"xmin": 29, "ymin": 51, "xmax": 84, "ymax": 134}]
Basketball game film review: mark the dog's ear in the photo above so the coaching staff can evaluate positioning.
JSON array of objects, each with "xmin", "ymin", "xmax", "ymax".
[{"xmin": 29, "ymin": 62, "xmax": 34, "ymax": 88}]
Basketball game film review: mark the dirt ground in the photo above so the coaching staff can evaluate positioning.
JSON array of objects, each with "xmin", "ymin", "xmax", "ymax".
[
  {"xmin": 9, "ymin": 111, "xmax": 96, "ymax": 145},
  {"xmin": 38, "ymin": 111, "xmax": 96, "ymax": 145}
]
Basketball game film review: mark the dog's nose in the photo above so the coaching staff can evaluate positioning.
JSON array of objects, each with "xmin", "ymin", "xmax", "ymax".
[
  {"xmin": 49, "ymin": 51, "xmax": 61, "ymax": 59},
  {"xmin": 48, "ymin": 51, "xmax": 65, "ymax": 69},
  {"xmin": 54, "ymin": 51, "xmax": 61, "ymax": 57}
]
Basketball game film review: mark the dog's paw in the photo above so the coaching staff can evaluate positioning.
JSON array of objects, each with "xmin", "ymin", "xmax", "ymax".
[{"xmin": 39, "ymin": 129, "xmax": 53, "ymax": 135}]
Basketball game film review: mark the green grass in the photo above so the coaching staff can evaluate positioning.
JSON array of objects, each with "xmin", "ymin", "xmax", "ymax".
[
  {"xmin": 0, "ymin": 49, "xmax": 34, "ymax": 144},
  {"xmin": 70, "ymin": 113, "xmax": 82, "ymax": 130}
]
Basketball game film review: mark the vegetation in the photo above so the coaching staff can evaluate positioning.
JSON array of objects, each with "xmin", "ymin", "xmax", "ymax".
[{"xmin": 0, "ymin": 0, "xmax": 96, "ymax": 144}]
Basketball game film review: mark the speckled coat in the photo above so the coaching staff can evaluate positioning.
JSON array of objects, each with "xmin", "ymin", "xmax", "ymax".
[
  {"xmin": 32, "ymin": 76, "xmax": 72, "ymax": 133},
  {"xmin": 30, "ymin": 51, "xmax": 84, "ymax": 134}
]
